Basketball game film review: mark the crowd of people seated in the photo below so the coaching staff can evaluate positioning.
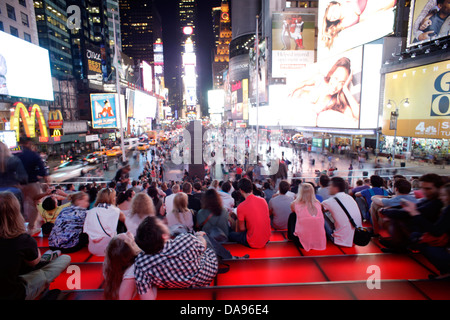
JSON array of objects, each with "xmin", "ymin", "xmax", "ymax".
[{"xmin": 1, "ymin": 137, "xmax": 449, "ymax": 300}]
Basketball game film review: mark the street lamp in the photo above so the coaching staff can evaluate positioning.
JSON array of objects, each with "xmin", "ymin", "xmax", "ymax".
[{"xmin": 386, "ymin": 98, "xmax": 410, "ymax": 166}]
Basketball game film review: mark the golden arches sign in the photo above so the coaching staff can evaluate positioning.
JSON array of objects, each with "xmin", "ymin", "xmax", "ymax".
[{"xmin": 10, "ymin": 102, "xmax": 49, "ymax": 141}]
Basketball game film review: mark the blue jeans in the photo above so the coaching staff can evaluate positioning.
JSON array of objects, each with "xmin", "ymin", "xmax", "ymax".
[
  {"xmin": 323, "ymin": 212, "xmax": 335, "ymax": 243},
  {"xmin": 228, "ymin": 231, "xmax": 249, "ymax": 247}
]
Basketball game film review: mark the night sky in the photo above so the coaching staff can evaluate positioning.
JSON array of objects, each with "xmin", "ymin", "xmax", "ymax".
[{"xmin": 154, "ymin": 0, "xmax": 223, "ymax": 113}]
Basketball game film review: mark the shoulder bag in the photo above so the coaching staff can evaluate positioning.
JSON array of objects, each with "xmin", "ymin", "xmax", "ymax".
[{"xmin": 334, "ymin": 197, "xmax": 372, "ymax": 246}]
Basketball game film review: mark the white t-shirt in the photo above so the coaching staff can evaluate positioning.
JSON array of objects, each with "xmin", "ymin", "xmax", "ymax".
[
  {"xmin": 125, "ymin": 213, "xmax": 145, "ymax": 236},
  {"xmin": 164, "ymin": 193, "xmax": 177, "ymax": 216},
  {"xmin": 322, "ymin": 192, "xmax": 362, "ymax": 247},
  {"xmin": 84, "ymin": 205, "xmax": 121, "ymax": 256},
  {"xmin": 166, "ymin": 210, "xmax": 194, "ymax": 232}
]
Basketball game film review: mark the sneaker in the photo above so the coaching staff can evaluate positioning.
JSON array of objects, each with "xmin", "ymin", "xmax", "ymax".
[{"xmin": 232, "ymin": 254, "xmax": 250, "ymax": 260}]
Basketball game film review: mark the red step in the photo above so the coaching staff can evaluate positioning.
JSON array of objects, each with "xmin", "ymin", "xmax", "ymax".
[
  {"xmin": 223, "ymin": 241, "xmax": 301, "ymax": 259},
  {"xmin": 49, "ymin": 263, "xmax": 104, "ymax": 291}
]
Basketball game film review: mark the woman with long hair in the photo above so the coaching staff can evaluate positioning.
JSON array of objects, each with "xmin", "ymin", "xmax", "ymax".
[
  {"xmin": 166, "ymin": 192, "xmax": 194, "ymax": 234},
  {"xmin": 83, "ymin": 188, "xmax": 126, "ymax": 256},
  {"xmin": 196, "ymin": 189, "xmax": 230, "ymax": 242},
  {"xmin": 289, "ymin": 57, "xmax": 360, "ymax": 128},
  {"xmin": 48, "ymin": 192, "xmax": 90, "ymax": 253},
  {"xmin": 0, "ymin": 192, "xmax": 70, "ymax": 300},
  {"xmin": 125, "ymin": 193, "xmax": 156, "ymax": 236},
  {"xmin": 117, "ymin": 189, "xmax": 135, "ymax": 216},
  {"xmin": 147, "ymin": 186, "xmax": 165, "ymax": 217},
  {"xmin": 289, "ymin": 183, "xmax": 326, "ymax": 251},
  {"xmin": 103, "ymin": 232, "xmax": 157, "ymax": 300}
]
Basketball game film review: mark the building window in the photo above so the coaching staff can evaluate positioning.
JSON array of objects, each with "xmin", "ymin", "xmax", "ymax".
[
  {"xmin": 24, "ymin": 32, "xmax": 32, "ymax": 42},
  {"xmin": 10, "ymin": 26, "xmax": 19, "ymax": 37},
  {"xmin": 21, "ymin": 12, "xmax": 29, "ymax": 27},
  {"xmin": 0, "ymin": 21, "xmax": 3, "ymax": 32},
  {"xmin": 19, "ymin": 0, "xmax": 27, "ymax": 7},
  {"xmin": 7, "ymin": 4, "xmax": 16, "ymax": 21}
]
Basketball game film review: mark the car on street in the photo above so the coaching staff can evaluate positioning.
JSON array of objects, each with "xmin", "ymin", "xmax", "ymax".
[
  {"xmin": 137, "ymin": 143, "xmax": 150, "ymax": 151},
  {"xmin": 106, "ymin": 146, "xmax": 123, "ymax": 157},
  {"xmin": 49, "ymin": 160, "xmax": 96, "ymax": 183},
  {"xmin": 83, "ymin": 153, "xmax": 100, "ymax": 164}
]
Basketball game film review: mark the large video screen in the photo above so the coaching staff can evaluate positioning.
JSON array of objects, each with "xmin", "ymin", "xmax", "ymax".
[
  {"xmin": 249, "ymin": 46, "xmax": 363, "ymax": 129},
  {"xmin": 382, "ymin": 60, "xmax": 450, "ymax": 139},
  {"xmin": 0, "ymin": 131, "xmax": 17, "ymax": 149},
  {"xmin": 133, "ymin": 90, "xmax": 157, "ymax": 120},
  {"xmin": 318, "ymin": 0, "xmax": 397, "ymax": 60},
  {"xmin": 0, "ymin": 31, "xmax": 53, "ymax": 101},
  {"xmin": 272, "ymin": 12, "xmax": 316, "ymax": 78},
  {"xmin": 407, "ymin": 0, "xmax": 450, "ymax": 47}
]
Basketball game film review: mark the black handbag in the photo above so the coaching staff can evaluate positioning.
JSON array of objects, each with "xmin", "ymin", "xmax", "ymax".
[{"xmin": 334, "ymin": 197, "xmax": 372, "ymax": 247}]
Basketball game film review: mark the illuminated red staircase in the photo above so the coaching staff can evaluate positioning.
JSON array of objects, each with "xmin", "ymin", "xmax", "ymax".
[{"xmin": 35, "ymin": 230, "xmax": 450, "ymax": 300}]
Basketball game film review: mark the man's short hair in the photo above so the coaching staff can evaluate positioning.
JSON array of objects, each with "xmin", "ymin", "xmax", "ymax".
[
  {"xmin": 172, "ymin": 184, "xmax": 180, "ymax": 193},
  {"xmin": 193, "ymin": 182, "xmax": 202, "ymax": 191},
  {"xmin": 356, "ymin": 180, "xmax": 363, "ymax": 186},
  {"xmin": 330, "ymin": 177, "xmax": 346, "ymax": 193},
  {"xmin": 279, "ymin": 180, "xmax": 290, "ymax": 195},
  {"xmin": 319, "ymin": 174, "xmax": 330, "ymax": 187},
  {"xmin": 419, "ymin": 174, "xmax": 444, "ymax": 189},
  {"xmin": 238, "ymin": 178, "xmax": 253, "ymax": 194},
  {"xmin": 370, "ymin": 175, "xmax": 385, "ymax": 188},
  {"xmin": 182, "ymin": 182, "xmax": 192, "ymax": 194},
  {"xmin": 221, "ymin": 181, "xmax": 232, "ymax": 193},
  {"xmin": 135, "ymin": 216, "xmax": 166, "ymax": 255},
  {"xmin": 394, "ymin": 179, "xmax": 412, "ymax": 194}
]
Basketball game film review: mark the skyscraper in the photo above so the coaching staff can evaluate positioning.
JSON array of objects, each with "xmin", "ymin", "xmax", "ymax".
[
  {"xmin": 119, "ymin": 0, "xmax": 156, "ymax": 64},
  {"xmin": 178, "ymin": 0, "xmax": 197, "ymax": 52},
  {"xmin": 211, "ymin": 0, "xmax": 231, "ymax": 89}
]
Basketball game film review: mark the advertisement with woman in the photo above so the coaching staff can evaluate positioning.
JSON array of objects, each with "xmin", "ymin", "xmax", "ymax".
[
  {"xmin": 407, "ymin": 0, "xmax": 450, "ymax": 47},
  {"xmin": 252, "ymin": 46, "xmax": 363, "ymax": 129},
  {"xmin": 318, "ymin": 0, "xmax": 397, "ymax": 59}
]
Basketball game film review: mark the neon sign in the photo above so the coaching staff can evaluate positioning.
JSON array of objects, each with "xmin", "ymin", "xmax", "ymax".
[{"xmin": 10, "ymin": 102, "xmax": 49, "ymax": 141}]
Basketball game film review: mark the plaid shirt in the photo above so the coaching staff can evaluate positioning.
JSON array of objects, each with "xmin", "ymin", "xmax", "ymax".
[{"xmin": 134, "ymin": 233, "xmax": 218, "ymax": 294}]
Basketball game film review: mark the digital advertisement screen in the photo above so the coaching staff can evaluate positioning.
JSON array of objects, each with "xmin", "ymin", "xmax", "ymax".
[
  {"xmin": 272, "ymin": 12, "xmax": 316, "ymax": 78},
  {"xmin": 142, "ymin": 61, "xmax": 153, "ymax": 92},
  {"xmin": 90, "ymin": 93, "xmax": 119, "ymax": 129},
  {"xmin": 208, "ymin": 89, "xmax": 225, "ymax": 114},
  {"xmin": 407, "ymin": 0, "xmax": 450, "ymax": 48},
  {"xmin": 0, "ymin": 31, "xmax": 53, "ymax": 101},
  {"xmin": 0, "ymin": 131, "xmax": 17, "ymax": 149},
  {"xmin": 132, "ymin": 90, "xmax": 157, "ymax": 120},
  {"xmin": 249, "ymin": 40, "xmax": 268, "ymax": 105},
  {"xmin": 382, "ymin": 60, "xmax": 450, "ymax": 139},
  {"xmin": 250, "ymin": 46, "xmax": 363, "ymax": 129},
  {"xmin": 317, "ymin": 0, "xmax": 397, "ymax": 60}
]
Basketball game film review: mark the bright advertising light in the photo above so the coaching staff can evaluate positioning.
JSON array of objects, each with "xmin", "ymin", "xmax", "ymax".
[
  {"xmin": 0, "ymin": 31, "xmax": 53, "ymax": 101},
  {"xmin": 141, "ymin": 61, "xmax": 153, "ymax": 92},
  {"xmin": 208, "ymin": 90, "xmax": 225, "ymax": 114},
  {"xmin": 90, "ymin": 93, "xmax": 119, "ymax": 129},
  {"xmin": 317, "ymin": 0, "xmax": 397, "ymax": 60},
  {"xmin": 0, "ymin": 131, "xmax": 17, "ymax": 149},
  {"xmin": 183, "ymin": 26, "xmax": 194, "ymax": 35},
  {"xmin": 133, "ymin": 90, "xmax": 157, "ymax": 120}
]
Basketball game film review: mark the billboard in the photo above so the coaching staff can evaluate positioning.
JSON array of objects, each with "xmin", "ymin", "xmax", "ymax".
[
  {"xmin": 249, "ymin": 46, "xmax": 363, "ymax": 128},
  {"xmin": 132, "ymin": 90, "xmax": 157, "ymax": 120},
  {"xmin": 90, "ymin": 93, "xmax": 119, "ymax": 129},
  {"xmin": 0, "ymin": 31, "xmax": 53, "ymax": 101},
  {"xmin": 407, "ymin": 0, "xmax": 450, "ymax": 47},
  {"xmin": 317, "ymin": 0, "xmax": 397, "ymax": 60},
  {"xmin": 142, "ymin": 61, "xmax": 153, "ymax": 92},
  {"xmin": 382, "ymin": 60, "xmax": 450, "ymax": 139},
  {"xmin": 272, "ymin": 12, "xmax": 316, "ymax": 78},
  {"xmin": 0, "ymin": 131, "xmax": 17, "ymax": 149},
  {"xmin": 86, "ymin": 44, "xmax": 103, "ymax": 87},
  {"xmin": 231, "ymin": 79, "xmax": 249, "ymax": 120},
  {"xmin": 208, "ymin": 89, "xmax": 225, "ymax": 114},
  {"xmin": 249, "ymin": 40, "xmax": 268, "ymax": 105}
]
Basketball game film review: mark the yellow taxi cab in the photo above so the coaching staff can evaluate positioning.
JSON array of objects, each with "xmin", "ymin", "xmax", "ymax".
[
  {"xmin": 149, "ymin": 139, "xmax": 157, "ymax": 146},
  {"xmin": 137, "ymin": 143, "xmax": 150, "ymax": 151},
  {"xmin": 106, "ymin": 146, "xmax": 123, "ymax": 157},
  {"xmin": 94, "ymin": 147, "xmax": 107, "ymax": 156},
  {"xmin": 159, "ymin": 136, "xmax": 168, "ymax": 143}
]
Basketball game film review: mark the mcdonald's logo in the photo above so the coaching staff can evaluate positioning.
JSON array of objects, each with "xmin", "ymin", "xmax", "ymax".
[
  {"xmin": 48, "ymin": 110, "xmax": 64, "ymax": 129},
  {"xmin": 10, "ymin": 102, "xmax": 49, "ymax": 142}
]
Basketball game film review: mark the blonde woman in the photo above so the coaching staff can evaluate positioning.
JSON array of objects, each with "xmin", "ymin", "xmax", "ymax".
[
  {"xmin": 166, "ymin": 192, "xmax": 194, "ymax": 234},
  {"xmin": 83, "ymin": 188, "xmax": 126, "ymax": 256},
  {"xmin": 289, "ymin": 183, "xmax": 327, "ymax": 251},
  {"xmin": 0, "ymin": 192, "xmax": 70, "ymax": 300},
  {"xmin": 125, "ymin": 193, "xmax": 156, "ymax": 236}
]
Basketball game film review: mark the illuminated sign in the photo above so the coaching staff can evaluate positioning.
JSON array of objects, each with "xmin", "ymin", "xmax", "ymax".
[
  {"xmin": 10, "ymin": 102, "xmax": 49, "ymax": 141},
  {"xmin": 48, "ymin": 110, "xmax": 64, "ymax": 129},
  {"xmin": 183, "ymin": 26, "xmax": 194, "ymax": 35}
]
